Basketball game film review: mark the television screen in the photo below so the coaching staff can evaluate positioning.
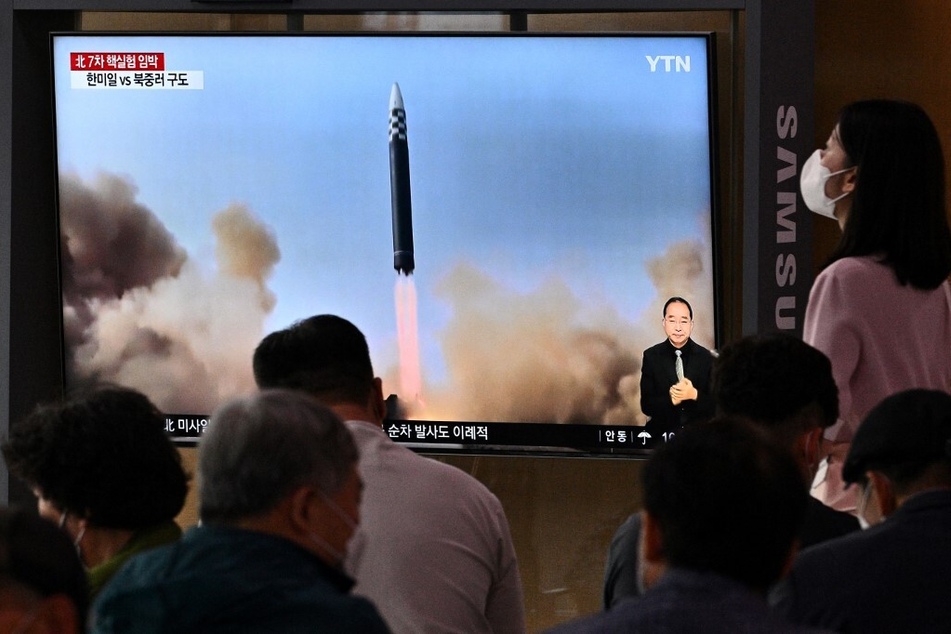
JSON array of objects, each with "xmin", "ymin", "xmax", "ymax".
[{"xmin": 51, "ymin": 32, "xmax": 718, "ymax": 455}]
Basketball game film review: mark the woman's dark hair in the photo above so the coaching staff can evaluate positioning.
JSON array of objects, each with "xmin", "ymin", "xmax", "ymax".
[
  {"xmin": 1, "ymin": 386, "xmax": 189, "ymax": 530},
  {"xmin": 828, "ymin": 99, "xmax": 951, "ymax": 289}
]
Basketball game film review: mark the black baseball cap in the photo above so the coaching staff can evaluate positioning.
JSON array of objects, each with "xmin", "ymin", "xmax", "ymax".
[{"xmin": 842, "ymin": 389, "xmax": 951, "ymax": 484}]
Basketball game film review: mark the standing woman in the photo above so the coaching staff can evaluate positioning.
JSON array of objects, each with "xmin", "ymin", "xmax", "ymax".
[{"xmin": 801, "ymin": 99, "xmax": 951, "ymax": 513}]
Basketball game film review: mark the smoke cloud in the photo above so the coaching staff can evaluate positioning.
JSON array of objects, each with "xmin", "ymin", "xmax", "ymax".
[
  {"xmin": 59, "ymin": 171, "xmax": 710, "ymax": 426},
  {"xmin": 60, "ymin": 172, "xmax": 280, "ymax": 414},
  {"xmin": 410, "ymin": 215, "xmax": 714, "ymax": 426}
]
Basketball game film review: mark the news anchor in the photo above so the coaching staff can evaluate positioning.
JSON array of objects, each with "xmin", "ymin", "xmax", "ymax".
[{"xmin": 639, "ymin": 296, "xmax": 715, "ymax": 438}]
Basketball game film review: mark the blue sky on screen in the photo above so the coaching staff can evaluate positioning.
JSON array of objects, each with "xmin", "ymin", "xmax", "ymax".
[{"xmin": 52, "ymin": 34, "xmax": 714, "ymax": 412}]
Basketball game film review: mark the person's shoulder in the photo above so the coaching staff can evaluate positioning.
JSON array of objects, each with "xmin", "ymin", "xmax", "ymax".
[
  {"xmin": 686, "ymin": 338, "xmax": 715, "ymax": 356},
  {"xmin": 544, "ymin": 600, "xmax": 640, "ymax": 634},
  {"xmin": 91, "ymin": 538, "xmax": 185, "ymax": 628},
  {"xmin": 789, "ymin": 522, "xmax": 873, "ymax": 581},
  {"xmin": 817, "ymin": 255, "xmax": 891, "ymax": 282},
  {"xmin": 412, "ymin": 452, "xmax": 500, "ymax": 498},
  {"xmin": 356, "ymin": 426, "xmax": 504, "ymax": 504},
  {"xmin": 643, "ymin": 341, "xmax": 669, "ymax": 358},
  {"xmin": 301, "ymin": 592, "xmax": 392, "ymax": 634},
  {"xmin": 610, "ymin": 513, "xmax": 641, "ymax": 543},
  {"xmin": 346, "ymin": 419, "xmax": 409, "ymax": 460},
  {"xmin": 102, "ymin": 534, "xmax": 182, "ymax": 585},
  {"xmin": 799, "ymin": 498, "xmax": 860, "ymax": 548},
  {"xmin": 345, "ymin": 419, "xmax": 386, "ymax": 439}
]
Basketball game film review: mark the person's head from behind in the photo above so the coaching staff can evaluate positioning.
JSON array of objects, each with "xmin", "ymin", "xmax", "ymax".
[
  {"xmin": 1, "ymin": 386, "xmax": 188, "ymax": 567},
  {"xmin": 640, "ymin": 417, "xmax": 808, "ymax": 594},
  {"xmin": 828, "ymin": 100, "xmax": 951, "ymax": 288},
  {"xmin": 843, "ymin": 389, "xmax": 951, "ymax": 529},
  {"xmin": 199, "ymin": 389, "xmax": 361, "ymax": 568},
  {"xmin": 253, "ymin": 315, "xmax": 385, "ymax": 423},
  {"xmin": 662, "ymin": 297, "xmax": 694, "ymax": 349},
  {"xmin": 713, "ymin": 333, "xmax": 838, "ymax": 480},
  {"xmin": 0, "ymin": 507, "xmax": 88, "ymax": 634}
]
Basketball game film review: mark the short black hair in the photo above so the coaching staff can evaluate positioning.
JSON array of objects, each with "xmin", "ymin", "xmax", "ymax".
[
  {"xmin": 663, "ymin": 296, "xmax": 693, "ymax": 320},
  {"xmin": 643, "ymin": 417, "xmax": 808, "ymax": 591},
  {"xmin": 713, "ymin": 333, "xmax": 838, "ymax": 433},
  {"xmin": 253, "ymin": 314, "xmax": 375, "ymax": 406},
  {"xmin": 1, "ymin": 386, "xmax": 188, "ymax": 530}
]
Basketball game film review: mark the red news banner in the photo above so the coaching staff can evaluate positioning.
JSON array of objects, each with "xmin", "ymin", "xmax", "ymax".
[{"xmin": 69, "ymin": 52, "xmax": 203, "ymax": 89}]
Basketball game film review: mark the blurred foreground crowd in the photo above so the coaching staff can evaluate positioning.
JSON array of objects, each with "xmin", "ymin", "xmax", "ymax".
[{"xmin": 2, "ymin": 98, "xmax": 951, "ymax": 633}]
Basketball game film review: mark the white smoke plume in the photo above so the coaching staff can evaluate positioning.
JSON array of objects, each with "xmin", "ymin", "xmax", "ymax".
[
  {"xmin": 60, "ymin": 172, "xmax": 280, "ymax": 414},
  {"xmin": 59, "ymin": 172, "xmax": 187, "ymax": 348}
]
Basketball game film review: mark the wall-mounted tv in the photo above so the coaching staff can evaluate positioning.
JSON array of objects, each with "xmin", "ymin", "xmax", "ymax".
[{"xmin": 51, "ymin": 32, "xmax": 718, "ymax": 455}]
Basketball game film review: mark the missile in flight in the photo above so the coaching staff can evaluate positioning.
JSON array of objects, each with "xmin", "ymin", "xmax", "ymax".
[{"xmin": 389, "ymin": 82, "xmax": 415, "ymax": 275}]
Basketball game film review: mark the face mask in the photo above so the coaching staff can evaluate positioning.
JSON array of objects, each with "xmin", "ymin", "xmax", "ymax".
[
  {"xmin": 856, "ymin": 482, "xmax": 875, "ymax": 530},
  {"xmin": 800, "ymin": 149, "xmax": 853, "ymax": 219},
  {"xmin": 308, "ymin": 531, "xmax": 346, "ymax": 566},
  {"xmin": 59, "ymin": 511, "xmax": 88, "ymax": 569},
  {"xmin": 307, "ymin": 492, "xmax": 358, "ymax": 566},
  {"xmin": 321, "ymin": 492, "xmax": 357, "ymax": 532}
]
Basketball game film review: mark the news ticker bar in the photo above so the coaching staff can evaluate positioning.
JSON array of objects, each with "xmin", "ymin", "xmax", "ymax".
[{"xmin": 164, "ymin": 415, "xmax": 670, "ymax": 455}]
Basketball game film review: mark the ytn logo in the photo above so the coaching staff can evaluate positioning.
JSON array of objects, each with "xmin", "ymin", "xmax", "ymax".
[{"xmin": 646, "ymin": 55, "xmax": 691, "ymax": 73}]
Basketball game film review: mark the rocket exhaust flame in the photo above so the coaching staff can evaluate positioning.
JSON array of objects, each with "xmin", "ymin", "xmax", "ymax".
[{"xmin": 395, "ymin": 275, "xmax": 423, "ymax": 405}]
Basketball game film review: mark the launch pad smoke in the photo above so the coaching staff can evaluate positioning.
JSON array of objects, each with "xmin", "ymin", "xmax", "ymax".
[
  {"xmin": 60, "ymin": 171, "xmax": 713, "ymax": 425},
  {"xmin": 60, "ymin": 171, "xmax": 279, "ymax": 413}
]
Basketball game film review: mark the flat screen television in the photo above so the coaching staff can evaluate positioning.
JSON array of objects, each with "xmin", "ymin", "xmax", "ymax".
[{"xmin": 51, "ymin": 31, "xmax": 719, "ymax": 455}]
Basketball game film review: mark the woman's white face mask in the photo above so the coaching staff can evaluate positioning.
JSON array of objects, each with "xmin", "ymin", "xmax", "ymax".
[{"xmin": 800, "ymin": 149, "xmax": 853, "ymax": 219}]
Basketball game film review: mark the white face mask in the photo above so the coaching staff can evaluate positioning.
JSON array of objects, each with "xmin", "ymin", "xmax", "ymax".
[
  {"xmin": 59, "ymin": 511, "xmax": 88, "ymax": 568},
  {"xmin": 800, "ymin": 149, "xmax": 853, "ymax": 219},
  {"xmin": 321, "ymin": 492, "xmax": 357, "ymax": 532},
  {"xmin": 308, "ymin": 492, "xmax": 358, "ymax": 567},
  {"xmin": 856, "ymin": 481, "xmax": 877, "ymax": 530},
  {"xmin": 308, "ymin": 531, "xmax": 346, "ymax": 566}
]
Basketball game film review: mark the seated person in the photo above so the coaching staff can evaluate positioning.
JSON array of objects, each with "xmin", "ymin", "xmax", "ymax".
[
  {"xmin": 714, "ymin": 334, "xmax": 859, "ymax": 547},
  {"xmin": 0, "ymin": 506, "xmax": 88, "ymax": 634},
  {"xmin": 253, "ymin": 314, "xmax": 525, "ymax": 634},
  {"xmin": 1, "ymin": 386, "xmax": 188, "ymax": 598},
  {"xmin": 553, "ymin": 418, "xmax": 823, "ymax": 633},
  {"xmin": 605, "ymin": 334, "xmax": 857, "ymax": 609},
  {"xmin": 639, "ymin": 297, "xmax": 715, "ymax": 438},
  {"xmin": 602, "ymin": 512, "xmax": 663, "ymax": 610},
  {"xmin": 771, "ymin": 388, "xmax": 951, "ymax": 632},
  {"xmin": 90, "ymin": 389, "xmax": 390, "ymax": 634}
]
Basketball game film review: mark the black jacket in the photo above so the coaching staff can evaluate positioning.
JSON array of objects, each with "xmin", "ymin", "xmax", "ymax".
[{"xmin": 639, "ymin": 337, "xmax": 715, "ymax": 437}]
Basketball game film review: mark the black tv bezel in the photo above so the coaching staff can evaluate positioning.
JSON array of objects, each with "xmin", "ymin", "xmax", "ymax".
[{"xmin": 49, "ymin": 29, "xmax": 721, "ymax": 458}]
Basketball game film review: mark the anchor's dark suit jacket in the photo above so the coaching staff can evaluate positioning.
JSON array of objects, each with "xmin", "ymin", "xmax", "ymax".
[{"xmin": 639, "ymin": 337, "xmax": 715, "ymax": 437}]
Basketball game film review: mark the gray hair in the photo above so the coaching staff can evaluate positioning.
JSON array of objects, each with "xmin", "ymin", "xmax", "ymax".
[{"xmin": 199, "ymin": 389, "xmax": 358, "ymax": 524}]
